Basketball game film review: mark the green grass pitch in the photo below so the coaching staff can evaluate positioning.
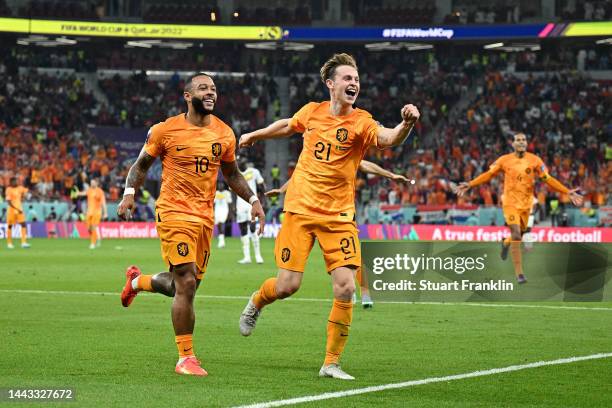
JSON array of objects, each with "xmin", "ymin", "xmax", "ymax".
[{"xmin": 0, "ymin": 238, "xmax": 611, "ymax": 407}]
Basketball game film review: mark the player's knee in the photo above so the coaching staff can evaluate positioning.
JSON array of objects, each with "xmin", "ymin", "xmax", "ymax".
[
  {"xmin": 172, "ymin": 265, "xmax": 197, "ymax": 297},
  {"xmin": 333, "ymin": 279, "xmax": 356, "ymax": 299},
  {"xmin": 275, "ymin": 281, "xmax": 300, "ymax": 298}
]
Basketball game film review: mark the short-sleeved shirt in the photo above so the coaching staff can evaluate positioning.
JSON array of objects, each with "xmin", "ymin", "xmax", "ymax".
[
  {"xmin": 5, "ymin": 186, "xmax": 28, "ymax": 212},
  {"xmin": 144, "ymin": 113, "xmax": 236, "ymax": 226},
  {"xmin": 285, "ymin": 101, "xmax": 379, "ymax": 219},
  {"xmin": 86, "ymin": 187, "xmax": 105, "ymax": 215},
  {"xmin": 488, "ymin": 152, "xmax": 548, "ymax": 210}
]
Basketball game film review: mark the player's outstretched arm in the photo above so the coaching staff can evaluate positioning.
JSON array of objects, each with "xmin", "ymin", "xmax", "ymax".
[
  {"xmin": 359, "ymin": 160, "xmax": 410, "ymax": 182},
  {"xmin": 239, "ymin": 118, "xmax": 294, "ymax": 148},
  {"xmin": 117, "ymin": 147, "xmax": 156, "ymax": 220},
  {"xmin": 265, "ymin": 179, "xmax": 290, "ymax": 197},
  {"xmin": 376, "ymin": 104, "xmax": 420, "ymax": 148},
  {"xmin": 221, "ymin": 160, "xmax": 266, "ymax": 235},
  {"xmin": 544, "ymin": 175, "xmax": 583, "ymax": 206}
]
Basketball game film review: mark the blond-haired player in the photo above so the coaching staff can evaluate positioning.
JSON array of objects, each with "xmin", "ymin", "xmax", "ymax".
[{"xmin": 238, "ymin": 53, "xmax": 419, "ymax": 380}]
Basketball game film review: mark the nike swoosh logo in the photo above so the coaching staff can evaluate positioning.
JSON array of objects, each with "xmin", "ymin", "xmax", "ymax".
[
  {"xmin": 176, "ymin": 146, "xmax": 188, "ymax": 151},
  {"xmin": 343, "ymin": 255, "xmax": 355, "ymax": 261},
  {"xmin": 307, "ymin": 128, "xmax": 315, "ymax": 131},
  {"xmin": 340, "ymin": 333, "xmax": 349, "ymax": 337},
  {"xmin": 183, "ymin": 347, "xmax": 192, "ymax": 352}
]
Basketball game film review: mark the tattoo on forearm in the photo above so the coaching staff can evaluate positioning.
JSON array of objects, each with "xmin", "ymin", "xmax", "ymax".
[
  {"xmin": 222, "ymin": 162, "xmax": 255, "ymax": 202},
  {"xmin": 126, "ymin": 152, "xmax": 155, "ymax": 189}
]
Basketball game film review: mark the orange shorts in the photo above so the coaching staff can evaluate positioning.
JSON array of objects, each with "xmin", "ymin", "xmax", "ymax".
[
  {"xmin": 156, "ymin": 220, "xmax": 212, "ymax": 280},
  {"xmin": 86, "ymin": 212, "xmax": 101, "ymax": 228},
  {"xmin": 503, "ymin": 206, "xmax": 530, "ymax": 232},
  {"xmin": 274, "ymin": 212, "xmax": 361, "ymax": 273},
  {"xmin": 7, "ymin": 210, "xmax": 25, "ymax": 225}
]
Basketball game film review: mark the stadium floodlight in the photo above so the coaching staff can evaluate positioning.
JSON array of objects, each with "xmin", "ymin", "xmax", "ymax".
[
  {"xmin": 484, "ymin": 42, "xmax": 504, "ymax": 49},
  {"xmin": 365, "ymin": 42, "xmax": 433, "ymax": 52},
  {"xmin": 595, "ymin": 38, "xmax": 612, "ymax": 44},
  {"xmin": 16, "ymin": 35, "xmax": 77, "ymax": 46},
  {"xmin": 56, "ymin": 37, "xmax": 77, "ymax": 45},
  {"xmin": 244, "ymin": 42, "xmax": 313, "ymax": 51},
  {"xmin": 125, "ymin": 40, "xmax": 193, "ymax": 49}
]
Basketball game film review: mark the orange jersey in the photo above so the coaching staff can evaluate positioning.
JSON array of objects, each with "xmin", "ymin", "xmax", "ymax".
[
  {"xmin": 284, "ymin": 101, "xmax": 379, "ymax": 219},
  {"xmin": 487, "ymin": 152, "xmax": 548, "ymax": 210},
  {"xmin": 144, "ymin": 113, "xmax": 236, "ymax": 225},
  {"xmin": 5, "ymin": 186, "xmax": 28, "ymax": 212},
  {"xmin": 87, "ymin": 187, "xmax": 105, "ymax": 215}
]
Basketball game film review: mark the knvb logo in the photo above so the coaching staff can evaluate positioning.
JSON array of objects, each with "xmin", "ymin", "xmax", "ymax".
[{"xmin": 177, "ymin": 242, "xmax": 189, "ymax": 257}]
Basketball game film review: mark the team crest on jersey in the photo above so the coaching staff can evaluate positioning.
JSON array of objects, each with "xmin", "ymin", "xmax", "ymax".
[
  {"xmin": 211, "ymin": 143, "xmax": 222, "ymax": 159},
  {"xmin": 525, "ymin": 168, "xmax": 532, "ymax": 175},
  {"xmin": 281, "ymin": 247, "xmax": 291, "ymax": 262},
  {"xmin": 509, "ymin": 215, "xmax": 515, "ymax": 222},
  {"xmin": 177, "ymin": 242, "xmax": 189, "ymax": 257},
  {"xmin": 336, "ymin": 128, "xmax": 349, "ymax": 143}
]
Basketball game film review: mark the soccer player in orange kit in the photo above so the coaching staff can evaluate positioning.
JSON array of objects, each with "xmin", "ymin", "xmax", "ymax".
[
  {"xmin": 5, "ymin": 177, "xmax": 30, "ymax": 249},
  {"xmin": 238, "ymin": 53, "xmax": 420, "ymax": 380},
  {"xmin": 455, "ymin": 132, "xmax": 583, "ymax": 283},
  {"xmin": 117, "ymin": 72, "xmax": 265, "ymax": 377},
  {"xmin": 79, "ymin": 179, "xmax": 107, "ymax": 249}
]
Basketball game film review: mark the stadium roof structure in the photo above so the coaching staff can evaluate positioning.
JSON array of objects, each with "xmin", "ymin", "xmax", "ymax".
[{"xmin": 1, "ymin": 17, "xmax": 611, "ymax": 43}]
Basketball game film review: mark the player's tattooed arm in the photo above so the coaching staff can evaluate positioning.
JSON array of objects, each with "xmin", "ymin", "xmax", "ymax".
[
  {"xmin": 221, "ymin": 160, "xmax": 256, "ymax": 203},
  {"xmin": 222, "ymin": 160, "xmax": 266, "ymax": 235},
  {"xmin": 117, "ymin": 147, "xmax": 156, "ymax": 220},
  {"xmin": 377, "ymin": 104, "xmax": 420, "ymax": 147}
]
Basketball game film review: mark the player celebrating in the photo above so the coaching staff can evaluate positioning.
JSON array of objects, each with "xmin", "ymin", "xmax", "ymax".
[
  {"xmin": 214, "ymin": 182, "xmax": 232, "ymax": 248},
  {"xmin": 78, "ymin": 179, "xmax": 107, "ymax": 249},
  {"xmin": 265, "ymin": 159, "xmax": 412, "ymax": 309},
  {"xmin": 455, "ymin": 132, "xmax": 582, "ymax": 283},
  {"xmin": 235, "ymin": 157, "xmax": 266, "ymax": 264},
  {"xmin": 238, "ymin": 53, "xmax": 420, "ymax": 380},
  {"xmin": 117, "ymin": 72, "xmax": 265, "ymax": 377},
  {"xmin": 5, "ymin": 177, "xmax": 30, "ymax": 249}
]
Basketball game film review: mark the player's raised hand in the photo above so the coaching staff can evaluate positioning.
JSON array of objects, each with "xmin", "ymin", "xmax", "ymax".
[
  {"xmin": 454, "ymin": 182, "xmax": 470, "ymax": 197},
  {"xmin": 117, "ymin": 195, "xmax": 135, "ymax": 220},
  {"xmin": 265, "ymin": 188, "xmax": 283, "ymax": 197},
  {"xmin": 251, "ymin": 200, "xmax": 266, "ymax": 236},
  {"xmin": 568, "ymin": 188, "xmax": 584, "ymax": 207},
  {"xmin": 401, "ymin": 104, "xmax": 420, "ymax": 126},
  {"xmin": 239, "ymin": 132, "xmax": 257, "ymax": 148}
]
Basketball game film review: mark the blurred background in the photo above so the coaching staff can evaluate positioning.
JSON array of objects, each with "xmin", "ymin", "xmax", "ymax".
[{"xmin": 0, "ymin": 0, "xmax": 609, "ymax": 231}]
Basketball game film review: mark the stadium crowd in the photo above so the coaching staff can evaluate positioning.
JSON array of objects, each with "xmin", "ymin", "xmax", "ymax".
[
  {"xmin": 1, "ymin": 48, "xmax": 609, "ymax": 225},
  {"xmin": 350, "ymin": 71, "xmax": 610, "ymax": 221}
]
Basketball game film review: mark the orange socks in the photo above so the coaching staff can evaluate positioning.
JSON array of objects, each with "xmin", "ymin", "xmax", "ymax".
[
  {"xmin": 90, "ymin": 229, "xmax": 97, "ymax": 246},
  {"xmin": 20, "ymin": 226, "xmax": 27, "ymax": 245},
  {"xmin": 7, "ymin": 226, "xmax": 13, "ymax": 246},
  {"xmin": 510, "ymin": 240, "xmax": 523, "ymax": 278},
  {"xmin": 503, "ymin": 236, "xmax": 511, "ymax": 246},
  {"xmin": 135, "ymin": 275, "xmax": 153, "ymax": 292},
  {"xmin": 324, "ymin": 299, "xmax": 353, "ymax": 365},
  {"xmin": 175, "ymin": 334, "xmax": 194, "ymax": 358},
  {"xmin": 253, "ymin": 278, "xmax": 278, "ymax": 309}
]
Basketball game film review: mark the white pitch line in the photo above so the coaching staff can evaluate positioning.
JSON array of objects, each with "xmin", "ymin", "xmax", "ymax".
[
  {"xmin": 0, "ymin": 289, "xmax": 610, "ymax": 311},
  {"xmin": 233, "ymin": 352, "xmax": 612, "ymax": 408}
]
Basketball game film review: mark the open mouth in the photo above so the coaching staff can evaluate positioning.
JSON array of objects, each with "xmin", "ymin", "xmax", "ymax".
[
  {"xmin": 345, "ymin": 89, "xmax": 357, "ymax": 97},
  {"xmin": 204, "ymin": 98, "xmax": 215, "ymax": 104}
]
